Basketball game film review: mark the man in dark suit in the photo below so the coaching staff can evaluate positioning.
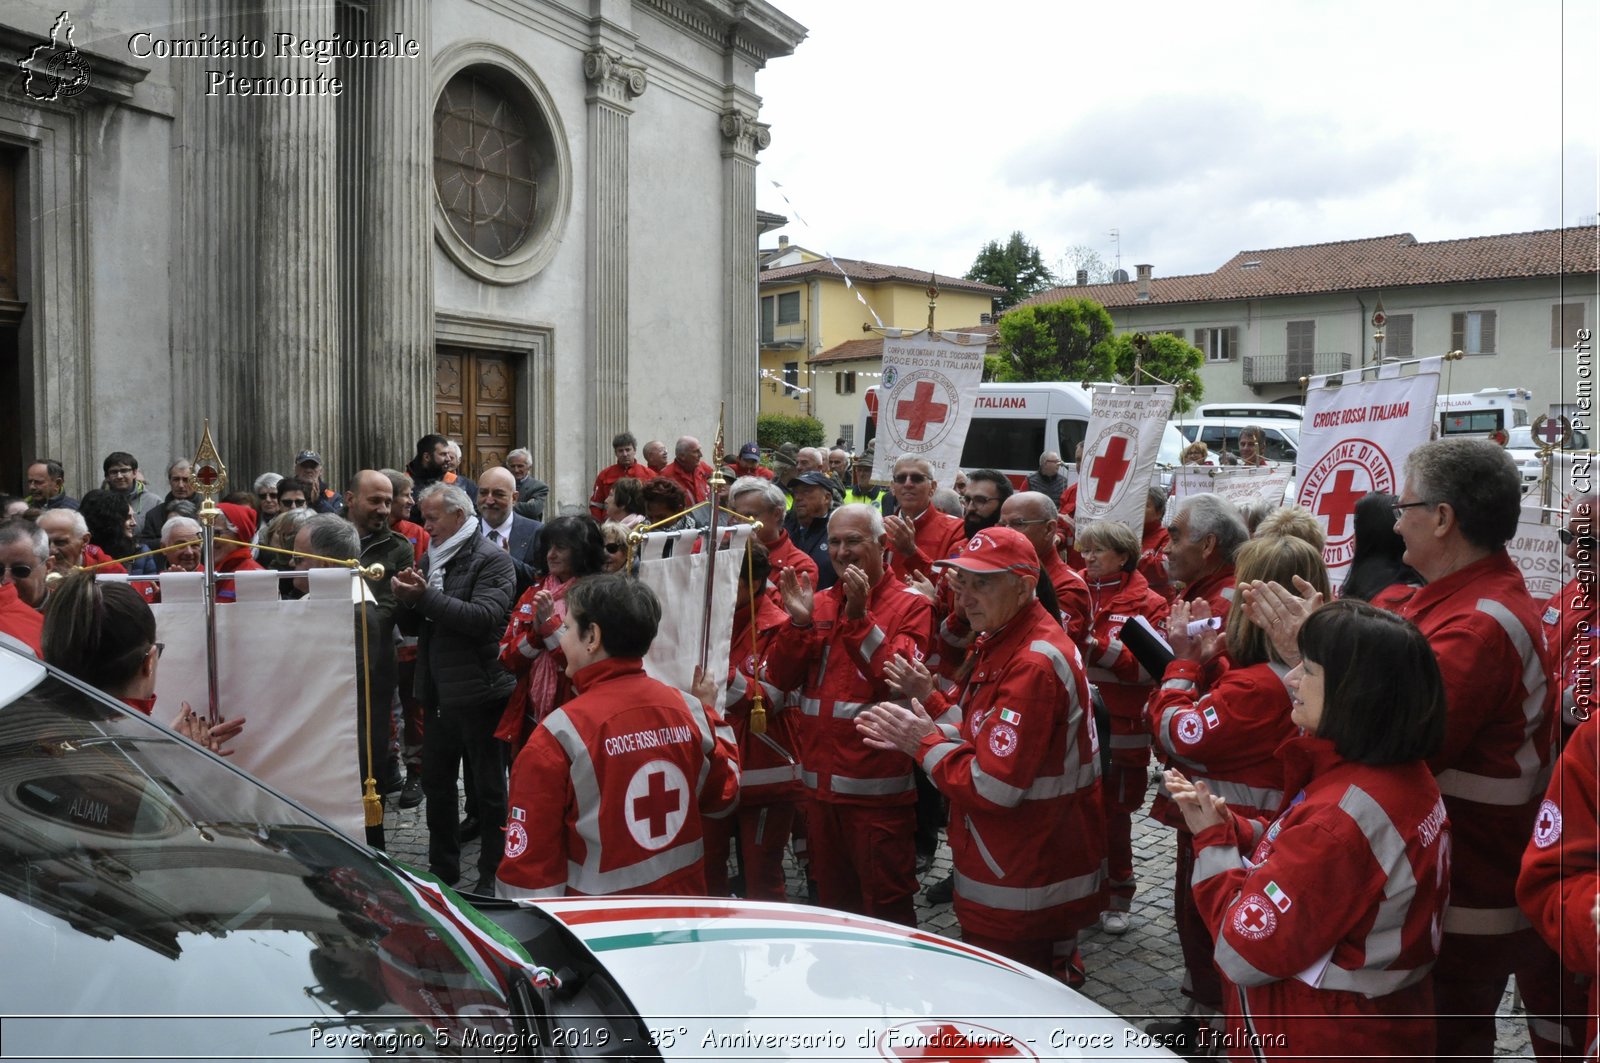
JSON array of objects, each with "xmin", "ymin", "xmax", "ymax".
[
  {"xmin": 506, "ymin": 447, "xmax": 550, "ymax": 522},
  {"xmin": 475, "ymin": 466, "xmax": 543, "ymax": 595}
]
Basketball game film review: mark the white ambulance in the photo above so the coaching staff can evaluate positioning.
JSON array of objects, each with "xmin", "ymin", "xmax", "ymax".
[
  {"xmin": 1435, "ymin": 387, "xmax": 1533, "ymax": 442},
  {"xmin": 857, "ymin": 381, "xmax": 1188, "ymax": 487}
]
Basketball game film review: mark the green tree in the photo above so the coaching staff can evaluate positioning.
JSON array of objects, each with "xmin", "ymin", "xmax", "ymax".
[
  {"xmin": 756, "ymin": 412, "xmax": 824, "ymax": 451},
  {"xmin": 965, "ymin": 231, "xmax": 1057, "ymax": 313},
  {"xmin": 992, "ymin": 298, "xmax": 1117, "ymax": 382},
  {"xmin": 1101, "ymin": 331, "xmax": 1207, "ymax": 411}
]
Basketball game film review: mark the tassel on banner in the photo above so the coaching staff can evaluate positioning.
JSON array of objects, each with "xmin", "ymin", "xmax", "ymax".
[{"xmin": 363, "ymin": 777, "xmax": 383, "ymax": 828}]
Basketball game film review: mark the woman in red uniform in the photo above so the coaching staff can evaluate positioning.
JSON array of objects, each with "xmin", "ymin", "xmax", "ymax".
[
  {"xmin": 1166, "ymin": 600, "xmax": 1450, "ymax": 1061},
  {"xmin": 1143, "ymin": 534, "xmax": 1329, "ymax": 1052},
  {"xmin": 1076, "ymin": 518, "xmax": 1170, "ymax": 934}
]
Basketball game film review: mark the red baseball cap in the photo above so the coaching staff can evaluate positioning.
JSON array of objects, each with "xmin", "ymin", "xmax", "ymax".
[{"xmin": 932, "ymin": 526, "xmax": 1039, "ymax": 577}]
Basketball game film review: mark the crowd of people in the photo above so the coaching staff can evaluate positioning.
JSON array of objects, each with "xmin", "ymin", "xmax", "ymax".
[{"xmin": 1, "ymin": 428, "xmax": 1594, "ymax": 1063}]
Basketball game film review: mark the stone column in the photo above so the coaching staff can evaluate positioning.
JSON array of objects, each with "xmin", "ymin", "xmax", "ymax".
[
  {"xmin": 356, "ymin": 0, "xmax": 433, "ymax": 471},
  {"xmin": 254, "ymin": 0, "xmax": 340, "ymax": 479},
  {"xmin": 720, "ymin": 108, "xmax": 770, "ymax": 451},
  {"xmin": 583, "ymin": 47, "xmax": 646, "ymax": 471}
]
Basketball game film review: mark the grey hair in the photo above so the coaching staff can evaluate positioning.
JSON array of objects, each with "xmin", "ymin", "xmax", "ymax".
[
  {"xmin": 893, "ymin": 454, "xmax": 934, "ymax": 477},
  {"xmin": 444, "ymin": 440, "xmax": 462, "ymax": 459},
  {"xmin": 253, "ymin": 472, "xmax": 284, "ymax": 494},
  {"xmin": 0, "ymin": 519, "xmax": 48, "ymax": 562},
  {"xmin": 167, "ymin": 458, "xmax": 193, "ymax": 477},
  {"xmin": 1076, "ymin": 519, "xmax": 1141, "ymax": 567},
  {"xmin": 266, "ymin": 509, "xmax": 312, "ymax": 548},
  {"xmin": 1403, "ymin": 437, "xmax": 1521, "ymax": 550},
  {"xmin": 418, "ymin": 481, "xmax": 472, "ymax": 518},
  {"xmin": 161, "ymin": 516, "xmax": 200, "ymax": 544},
  {"xmin": 41, "ymin": 509, "xmax": 89, "ymax": 537},
  {"xmin": 728, "ymin": 475, "xmax": 786, "ymax": 512},
  {"xmin": 1147, "ymin": 483, "xmax": 1171, "ymax": 511},
  {"xmin": 931, "ymin": 488, "xmax": 962, "ymax": 517},
  {"xmin": 507, "ymin": 448, "xmax": 532, "ymax": 465},
  {"xmin": 830, "ymin": 502, "xmax": 885, "ymax": 538},
  {"xmin": 675, "ymin": 436, "xmax": 700, "ymax": 458},
  {"xmin": 1176, "ymin": 493, "xmax": 1250, "ymax": 562},
  {"xmin": 379, "ymin": 468, "xmax": 413, "ymax": 496},
  {"xmin": 1040, "ymin": 450, "xmax": 1061, "ymax": 464},
  {"xmin": 303, "ymin": 512, "xmax": 359, "ymax": 559}
]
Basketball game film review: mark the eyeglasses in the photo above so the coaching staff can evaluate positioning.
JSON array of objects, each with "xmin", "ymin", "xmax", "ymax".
[
  {"xmin": 892, "ymin": 473, "xmax": 928, "ymax": 485},
  {"xmin": 280, "ymin": 497, "xmax": 308, "ymax": 508},
  {"xmin": 105, "ymin": 466, "xmax": 134, "ymax": 476},
  {"xmin": 1391, "ymin": 500, "xmax": 1435, "ymax": 519},
  {"xmin": 258, "ymin": 491, "xmax": 278, "ymax": 500},
  {"xmin": 150, "ymin": 642, "xmax": 165, "ymax": 659},
  {"xmin": 1559, "ymin": 528, "xmax": 1597, "ymax": 551},
  {"xmin": 960, "ymin": 494, "xmax": 998, "ymax": 508},
  {"xmin": 998, "ymin": 518, "xmax": 1052, "ymax": 529},
  {"xmin": 2, "ymin": 563, "xmax": 33, "ymax": 580}
]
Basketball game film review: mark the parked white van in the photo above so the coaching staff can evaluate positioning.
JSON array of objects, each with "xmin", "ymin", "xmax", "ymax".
[
  {"xmin": 1192, "ymin": 401, "xmax": 1305, "ymax": 422},
  {"xmin": 857, "ymin": 381, "xmax": 1188, "ymax": 486},
  {"xmin": 1436, "ymin": 387, "xmax": 1532, "ymax": 440},
  {"xmin": 1170, "ymin": 417, "xmax": 1301, "ymax": 464}
]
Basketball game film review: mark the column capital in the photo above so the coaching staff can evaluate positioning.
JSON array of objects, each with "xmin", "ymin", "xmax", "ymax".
[
  {"xmin": 719, "ymin": 108, "xmax": 770, "ymax": 160},
  {"xmin": 583, "ymin": 47, "xmax": 647, "ymax": 108}
]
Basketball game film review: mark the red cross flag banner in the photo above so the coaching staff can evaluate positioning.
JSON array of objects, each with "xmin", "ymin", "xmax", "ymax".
[
  {"xmin": 1076, "ymin": 384, "xmax": 1175, "ymax": 533},
  {"xmin": 1172, "ymin": 465, "xmax": 1293, "ymax": 513},
  {"xmin": 868, "ymin": 330, "xmax": 987, "ymax": 484},
  {"xmin": 1295, "ymin": 359, "xmax": 1441, "ymax": 590},
  {"xmin": 1508, "ymin": 501, "xmax": 1567, "ymax": 600},
  {"xmin": 634, "ymin": 522, "xmax": 755, "ymax": 713}
]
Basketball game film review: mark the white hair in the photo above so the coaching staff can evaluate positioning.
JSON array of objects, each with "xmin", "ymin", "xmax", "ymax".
[
  {"xmin": 418, "ymin": 481, "xmax": 472, "ymax": 517},
  {"xmin": 161, "ymin": 516, "xmax": 201, "ymax": 544},
  {"xmin": 506, "ymin": 448, "xmax": 532, "ymax": 465},
  {"xmin": 829, "ymin": 502, "xmax": 885, "ymax": 538},
  {"xmin": 728, "ymin": 475, "xmax": 786, "ymax": 512}
]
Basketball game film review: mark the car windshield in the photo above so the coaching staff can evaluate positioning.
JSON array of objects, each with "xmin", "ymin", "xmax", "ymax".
[
  {"xmin": 0, "ymin": 655, "xmax": 621, "ymax": 1059},
  {"xmin": 1507, "ymin": 426, "xmax": 1591, "ymax": 450}
]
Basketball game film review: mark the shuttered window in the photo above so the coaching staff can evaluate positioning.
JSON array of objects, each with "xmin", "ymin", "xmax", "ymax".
[
  {"xmin": 1386, "ymin": 314, "xmax": 1413, "ymax": 358},
  {"xmin": 1552, "ymin": 303, "xmax": 1586, "ymax": 347},
  {"xmin": 777, "ymin": 291, "xmax": 801, "ymax": 324},
  {"xmin": 1194, "ymin": 326, "xmax": 1238, "ymax": 362},
  {"xmin": 1450, "ymin": 310, "xmax": 1497, "ymax": 355}
]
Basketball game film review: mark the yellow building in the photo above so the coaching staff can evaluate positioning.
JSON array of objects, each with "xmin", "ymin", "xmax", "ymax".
[{"xmin": 758, "ymin": 245, "xmax": 1002, "ymax": 447}]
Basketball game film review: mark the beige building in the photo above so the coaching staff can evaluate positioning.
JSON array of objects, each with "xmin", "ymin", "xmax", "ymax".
[
  {"xmin": 1016, "ymin": 227, "xmax": 1599, "ymax": 422},
  {"xmin": 757, "ymin": 246, "xmax": 1001, "ymax": 446}
]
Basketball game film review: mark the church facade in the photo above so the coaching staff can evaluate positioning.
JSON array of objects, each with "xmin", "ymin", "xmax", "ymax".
[{"xmin": 0, "ymin": 0, "xmax": 804, "ymax": 508}]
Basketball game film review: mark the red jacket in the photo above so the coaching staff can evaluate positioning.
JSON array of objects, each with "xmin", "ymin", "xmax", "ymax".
[
  {"xmin": 393, "ymin": 518, "xmax": 429, "ymax": 565},
  {"xmin": 1138, "ymin": 523, "xmax": 1175, "ymax": 602},
  {"xmin": 0, "ymin": 583, "xmax": 42, "ymax": 655},
  {"xmin": 1083, "ymin": 570, "xmax": 1170, "ymax": 767},
  {"xmin": 1147, "ymin": 658, "xmax": 1295, "ymax": 828},
  {"xmin": 496, "ymin": 656, "xmax": 740, "ymax": 898},
  {"xmin": 725, "ymin": 463, "xmax": 774, "ymax": 481},
  {"xmin": 723, "ymin": 594, "xmax": 803, "ymax": 805},
  {"xmin": 761, "ymin": 529, "xmax": 818, "ymax": 593},
  {"xmin": 1192, "ymin": 736, "xmax": 1450, "ymax": 1061},
  {"xmin": 588, "ymin": 461, "xmax": 656, "ymax": 519},
  {"xmin": 1179, "ymin": 563, "xmax": 1236, "ymax": 621},
  {"xmin": 81, "ymin": 543, "xmax": 127, "ymax": 574},
  {"xmin": 764, "ymin": 573, "xmax": 940, "ymax": 804},
  {"xmin": 886, "ymin": 505, "xmax": 964, "ymax": 581},
  {"xmin": 1041, "ymin": 546, "xmax": 1091, "ymax": 650},
  {"xmin": 1542, "ymin": 576, "xmax": 1597, "ymax": 731},
  {"xmin": 661, "ymin": 459, "xmax": 714, "ymax": 506},
  {"xmin": 1396, "ymin": 550, "xmax": 1555, "ymax": 940},
  {"xmin": 494, "ymin": 577, "xmax": 573, "ymax": 750},
  {"xmin": 1517, "ymin": 715, "xmax": 1600, "ymax": 1062},
  {"xmin": 916, "ymin": 600, "xmax": 1105, "ymax": 941}
]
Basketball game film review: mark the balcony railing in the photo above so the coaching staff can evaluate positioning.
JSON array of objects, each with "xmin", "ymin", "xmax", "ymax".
[
  {"xmin": 760, "ymin": 321, "xmax": 807, "ymax": 349},
  {"xmin": 1242, "ymin": 351, "xmax": 1353, "ymax": 386}
]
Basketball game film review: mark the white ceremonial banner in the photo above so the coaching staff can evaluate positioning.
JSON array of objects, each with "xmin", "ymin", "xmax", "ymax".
[
  {"xmin": 1294, "ymin": 362, "xmax": 1440, "ymax": 591},
  {"xmin": 1508, "ymin": 503, "xmax": 1567, "ymax": 601},
  {"xmin": 1172, "ymin": 465, "xmax": 1294, "ymax": 512},
  {"xmin": 636, "ymin": 523, "xmax": 755, "ymax": 713},
  {"xmin": 137, "ymin": 567, "xmax": 365, "ymax": 839},
  {"xmin": 869, "ymin": 331, "xmax": 987, "ymax": 485},
  {"xmin": 1077, "ymin": 384, "xmax": 1175, "ymax": 533}
]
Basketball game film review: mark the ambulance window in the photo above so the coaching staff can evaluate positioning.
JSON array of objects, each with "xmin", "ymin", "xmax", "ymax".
[
  {"xmin": 959, "ymin": 418, "xmax": 1045, "ymax": 471},
  {"xmin": 1057, "ymin": 420, "xmax": 1087, "ymax": 465}
]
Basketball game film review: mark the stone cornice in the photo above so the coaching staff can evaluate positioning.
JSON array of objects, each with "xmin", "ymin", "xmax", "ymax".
[{"xmin": 637, "ymin": 0, "xmax": 806, "ymax": 67}]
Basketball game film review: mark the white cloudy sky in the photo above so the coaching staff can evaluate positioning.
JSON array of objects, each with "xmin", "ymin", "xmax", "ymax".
[{"xmin": 754, "ymin": 0, "xmax": 1600, "ymax": 285}]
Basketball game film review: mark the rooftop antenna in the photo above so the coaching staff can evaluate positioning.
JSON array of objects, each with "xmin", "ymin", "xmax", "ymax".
[{"xmin": 1109, "ymin": 228, "xmax": 1122, "ymax": 272}]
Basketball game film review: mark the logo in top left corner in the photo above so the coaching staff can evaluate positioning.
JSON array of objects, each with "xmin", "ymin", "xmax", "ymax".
[{"xmin": 21, "ymin": 11, "xmax": 91, "ymax": 102}]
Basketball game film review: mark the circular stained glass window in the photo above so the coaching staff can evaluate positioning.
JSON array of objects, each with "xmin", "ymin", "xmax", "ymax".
[{"xmin": 433, "ymin": 71, "xmax": 540, "ymax": 260}]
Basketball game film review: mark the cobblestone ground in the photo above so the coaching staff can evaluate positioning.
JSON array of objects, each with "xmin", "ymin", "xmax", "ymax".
[{"xmin": 384, "ymin": 790, "xmax": 1534, "ymax": 1059}]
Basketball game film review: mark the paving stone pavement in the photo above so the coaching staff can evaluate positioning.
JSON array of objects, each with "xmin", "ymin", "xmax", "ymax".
[{"xmin": 383, "ymin": 787, "xmax": 1535, "ymax": 1059}]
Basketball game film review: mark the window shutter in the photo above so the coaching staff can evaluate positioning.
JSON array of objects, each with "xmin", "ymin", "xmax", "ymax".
[
  {"xmin": 1387, "ymin": 314, "xmax": 1413, "ymax": 358},
  {"xmin": 1553, "ymin": 303, "xmax": 1586, "ymax": 347},
  {"xmin": 1481, "ymin": 311, "xmax": 1497, "ymax": 354},
  {"xmin": 1450, "ymin": 312, "xmax": 1465, "ymax": 351},
  {"xmin": 1225, "ymin": 326, "xmax": 1239, "ymax": 358}
]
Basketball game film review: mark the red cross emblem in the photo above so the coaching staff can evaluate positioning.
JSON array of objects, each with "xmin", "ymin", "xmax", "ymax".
[
  {"xmin": 1533, "ymin": 798, "xmax": 1562, "ymax": 849},
  {"xmin": 878, "ymin": 1021, "xmax": 1035, "ymax": 1062},
  {"xmin": 1313, "ymin": 467, "xmax": 1368, "ymax": 538},
  {"xmin": 1231, "ymin": 894, "xmax": 1277, "ymax": 940},
  {"xmin": 1089, "ymin": 435, "xmax": 1134, "ymax": 503},
  {"xmin": 895, "ymin": 380, "xmax": 951, "ymax": 442},
  {"xmin": 623, "ymin": 760, "xmax": 690, "ymax": 850}
]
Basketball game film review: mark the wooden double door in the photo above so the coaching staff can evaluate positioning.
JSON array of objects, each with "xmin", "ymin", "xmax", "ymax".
[{"xmin": 435, "ymin": 346, "xmax": 517, "ymax": 479}]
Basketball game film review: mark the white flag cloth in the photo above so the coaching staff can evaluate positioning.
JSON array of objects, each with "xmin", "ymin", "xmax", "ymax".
[
  {"xmin": 635, "ymin": 523, "xmax": 755, "ymax": 714},
  {"xmin": 869, "ymin": 331, "xmax": 987, "ymax": 484},
  {"xmin": 119, "ymin": 567, "xmax": 366, "ymax": 838},
  {"xmin": 1294, "ymin": 363, "xmax": 1440, "ymax": 590},
  {"xmin": 1077, "ymin": 384, "xmax": 1175, "ymax": 533},
  {"xmin": 1508, "ymin": 501, "xmax": 1567, "ymax": 601},
  {"xmin": 1172, "ymin": 466, "xmax": 1294, "ymax": 512}
]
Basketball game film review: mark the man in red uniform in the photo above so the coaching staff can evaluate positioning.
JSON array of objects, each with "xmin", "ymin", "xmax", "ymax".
[
  {"xmin": 728, "ymin": 476, "xmax": 817, "ymax": 592},
  {"xmin": 0, "ymin": 517, "xmax": 49, "ymax": 611},
  {"xmin": 660, "ymin": 435, "xmax": 713, "ymax": 507},
  {"xmin": 1518, "ymin": 715, "xmax": 1600, "ymax": 1063},
  {"xmin": 38, "ymin": 509, "xmax": 126, "ymax": 576},
  {"xmin": 1392, "ymin": 437, "xmax": 1557, "ymax": 1060},
  {"xmin": 588, "ymin": 432, "xmax": 656, "ymax": 520},
  {"xmin": 765, "ymin": 503, "xmax": 943, "ymax": 925},
  {"xmin": 883, "ymin": 455, "xmax": 963, "ymax": 580},
  {"xmin": 1138, "ymin": 484, "xmax": 1175, "ymax": 602},
  {"xmin": 642, "ymin": 440, "xmax": 670, "ymax": 475},
  {"xmin": 496, "ymin": 574, "xmax": 740, "ymax": 898},
  {"xmin": 858, "ymin": 527, "xmax": 1105, "ymax": 983},
  {"xmin": 725, "ymin": 441, "xmax": 774, "ymax": 482},
  {"xmin": 999, "ymin": 491, "xmax": 1091, "ymax": 648},
  {"xmin": 1165, "ymin": 492, "xmax": 1248, "ymax": 621}
]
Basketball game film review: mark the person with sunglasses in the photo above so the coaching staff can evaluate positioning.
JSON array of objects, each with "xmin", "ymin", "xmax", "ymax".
[
  {"xmin": 275, "ymin": 478, "xmax": 312, "ymax": 512},
  {"xmin": 0, "ymin": 518, "xmax": 47, "ymax": 612},
  {"xmin": 883, "ymin": 455, "xmax": 963, "ymax": 581}
]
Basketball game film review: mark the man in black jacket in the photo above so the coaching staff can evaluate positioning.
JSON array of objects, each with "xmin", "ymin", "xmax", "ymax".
[{"xmin": 392, "ymin": 481, "xmax": 516, "ymax": 893}]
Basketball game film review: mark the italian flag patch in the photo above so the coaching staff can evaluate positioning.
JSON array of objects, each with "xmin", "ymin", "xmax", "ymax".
[
  {"xmin": 1202, "ymin": 706, "xmax": 1219, "ymax": 728},
  {"xmin": 998, "ymin": 708, "xmax": 1022, "ymax": 725},
  {"xmin": 1264, "ymin": 880, "xmax": 1292, "ymax": 912}
]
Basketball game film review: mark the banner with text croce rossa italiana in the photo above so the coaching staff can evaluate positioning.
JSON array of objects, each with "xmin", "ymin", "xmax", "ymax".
[
  {"xmin": 1076, "ymin": 384, "xmax": 1175, "ymax": 534},
  {"xmin": 869, "ymin": 331, "xmax": 987, "ymax": 485},
  {"xmin": 1295, "ymin": 359, "xmax": 1441, "ymax": 591}
]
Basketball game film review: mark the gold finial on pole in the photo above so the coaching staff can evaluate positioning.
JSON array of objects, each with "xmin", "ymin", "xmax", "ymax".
[
  {"xmin": 191, "ymin": 419, "xmax": 228, "ymax": 724},
  {"xmin": 926, "ymin": 272, "xmax": 940, "ymax": 334}
]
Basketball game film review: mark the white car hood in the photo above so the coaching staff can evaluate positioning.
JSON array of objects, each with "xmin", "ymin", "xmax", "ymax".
[{"xmin": 534, "ymin": 896, "xmax": 1176, "ymax": 1061}]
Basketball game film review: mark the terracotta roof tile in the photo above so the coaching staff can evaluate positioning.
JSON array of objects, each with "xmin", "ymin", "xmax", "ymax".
[
  {"xmin": 807, "ymin": 323, "xmax": 998, "ymax": 365},
  {"xmin": 1016, "ymin": 226, "xmax": 1599, "ymax": 311},
  {"xmin": 761, "ymin": 255, "xmax": 1005, "ymax": 296}
]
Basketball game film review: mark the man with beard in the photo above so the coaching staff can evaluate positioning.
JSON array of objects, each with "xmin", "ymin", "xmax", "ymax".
[
  {"xmin": 958, "ymin": 469, "xmax": 1013, "ymax": 538},
  {"xmin": 406, "ymin": 435, "xmax": 478, "ymax": 522}
]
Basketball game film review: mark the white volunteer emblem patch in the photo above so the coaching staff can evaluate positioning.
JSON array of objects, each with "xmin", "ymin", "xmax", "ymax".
[
  {"xmin": 1232, "ymin": 895, "xmax": 1277, "ymax": 940},
  {"xmin": 988, "ymin": 723, "xmax": 1019, "ymax": 758},
  {"xmin": 1533, "ymin": 799, "xmax": 1563, "ymax": 849},
  {"xmin": 623, "ymin": 760, "xmax": 691, "ymax": 850},
  {"xmin": 1542, "ymin": 606, "xmax": 1559, "ymax": 625},
  {"xmin": 505, "ymin": 820, "xmax": 529, "ymax": 859},
  {"xmin": 1176, "ymin": 711, "xmax": 1204, "ymax": 745}
]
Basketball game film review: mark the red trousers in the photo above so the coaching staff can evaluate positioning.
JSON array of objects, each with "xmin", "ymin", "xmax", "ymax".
[
  {"xmin": 704, "ymin": 801, "xmax": 797, "ymax": 903},
  {"xmin": 1172, "ymin": 831, "xmax": 1223, "ymax": 1013},
  {"xmin": 806, "ymin": 800, "xmax": 917, "ymax": 926},
  {"xmin": 1102, "ymin": 762, "xmax": 1148, "ymax": 909},
  {"xmin": 963, "ymin": 930, "xmax": 1085, "ymax": 988}
]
